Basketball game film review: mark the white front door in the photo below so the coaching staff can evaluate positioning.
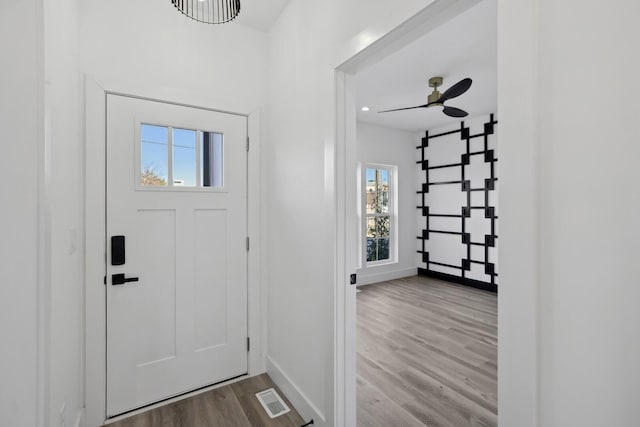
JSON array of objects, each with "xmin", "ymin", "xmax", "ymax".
[{"xmin": 105, "ymin": 95, "xmax": 248, "ymax": 416}]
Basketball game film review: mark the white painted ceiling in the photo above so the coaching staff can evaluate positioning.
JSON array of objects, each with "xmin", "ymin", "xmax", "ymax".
[
  {"xmin": 234, "ymin": 0, "xmax": 290, "ymax": 31},
  {"xmin": 356, "ymin": 0, "xmax": 497, "ymax": 132}
]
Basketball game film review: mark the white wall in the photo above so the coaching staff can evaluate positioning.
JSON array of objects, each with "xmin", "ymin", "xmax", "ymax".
[
  {"xmin": 356, "ymin": 121, "xmax": 417, "ymax": 284},
  {"xmin": 332, "ymin": 0, "xmax": 436, "ymax": 45},
  {"xmin": 44, "ymin": 0, "xmax": 85, "ymax": 425},
  {"xmin": 499, "ymin": 1, "xmax": 640, "ymax": 426},
  {"xmin": 79, "ymin": 0, "xmax": 268, "ymax": 113},
  {"xmin": 265, "ymin": 4, "xmax": 336, "ymax": 423},
  {"xmin": 0, "ymin": 1, "xmax": 42, "ymax": 426},
  {"xmin": 0, "ymin": 2, "xmax": 85, "ymax": 426},
  {"xmin": 535, "ymin": 2, "xmax": 640, "ymax": 426},
  {"xmin": 265, "ymin": 1, "xmax": 433, "ymax": 425},
  {"xmin": 497, "ymin": 0, "xmax": 538, "ymax": 423}
]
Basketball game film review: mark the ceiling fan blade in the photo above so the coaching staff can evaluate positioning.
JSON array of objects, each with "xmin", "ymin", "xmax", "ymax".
[
  {"xmin": 378, "ymin": 104, "xmax": 429, "ymax": 113},
  {"xmin": 438, "ymin": 78, "xmax": 472, "ymax": 103},
  {"xmin": 443, "ymin": 106, "xmax": 468, "ymax": 118}
]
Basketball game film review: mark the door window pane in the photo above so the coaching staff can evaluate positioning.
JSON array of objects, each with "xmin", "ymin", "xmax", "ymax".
[
  {"xmin": 201, "ymin": 132, "xmax": 224, "ymax": 188},
  {"xmin": 141, "ymin": 124, "xmax": 168, "ymax": 186},
  {"xmin": 172, "ymin": 128, "xmax": 197, "ymax": 187}
]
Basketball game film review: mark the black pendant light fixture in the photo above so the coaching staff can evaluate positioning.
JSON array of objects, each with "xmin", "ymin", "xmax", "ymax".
[{"xmin": 171, "ymin": 0, "xmax": 241, "ymax": 24}]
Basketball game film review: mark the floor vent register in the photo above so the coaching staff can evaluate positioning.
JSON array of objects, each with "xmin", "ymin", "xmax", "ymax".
[{"xmin": 255, "ymin": 388, "xmax": 291, "ymax": 418}]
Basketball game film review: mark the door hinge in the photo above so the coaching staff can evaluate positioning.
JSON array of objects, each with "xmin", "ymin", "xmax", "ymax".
[
  {"xmin": 246, "ymin": 136, "xmax": 250, "ymax": 152},
  {"xmin": 104, "ymin": 276, "xmax": 107, "ymax": 285},
  {"xmin": 246, "ymin": 237, "xmax": 250, "ymax": 251},
  {"xmin": 247, "ymin": 337, "xmax": 250, "ymax": 352}
]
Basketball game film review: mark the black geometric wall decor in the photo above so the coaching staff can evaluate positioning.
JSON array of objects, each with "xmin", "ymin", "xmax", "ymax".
[{"xmin": 417, "ymin": 114, "xmax": 498, "ymax": 293}]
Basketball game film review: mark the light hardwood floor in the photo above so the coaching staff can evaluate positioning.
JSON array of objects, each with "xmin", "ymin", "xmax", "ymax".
[
  {"xmin": 104, "ymin": 374, "xmax": 306, "ymax": 427},
  {"xmin": 357, "ymin": 276, "xmax": 497, "ymax": 427}
]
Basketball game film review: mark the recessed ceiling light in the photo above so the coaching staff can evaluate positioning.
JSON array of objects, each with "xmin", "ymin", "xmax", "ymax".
[{"xmin": 361, "ymin": 106, "xmax": 370, "ymax": 112}]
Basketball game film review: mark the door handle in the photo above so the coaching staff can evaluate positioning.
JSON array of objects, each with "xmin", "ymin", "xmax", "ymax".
[{"xmin": 112, "ymin": 273, "xmax": 139, "ymax": 286}]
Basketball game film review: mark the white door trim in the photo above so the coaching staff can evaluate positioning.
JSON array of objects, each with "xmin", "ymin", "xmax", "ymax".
[
  {"xmin": 332, "ymin": 1, "xmax": 539, "ymax": 426},
  {"xmin": 84, "ymin": 76, "xmax": 265, "ymax": 427},
  {"xmin": 333, "ymin": 70, "xmax": 358, "ymax": 427}
]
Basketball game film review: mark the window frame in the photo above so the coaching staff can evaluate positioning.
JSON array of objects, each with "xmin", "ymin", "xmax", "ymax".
[{"xmin": 361, "ymin": 163, "xmax": 397, "ymax": 267}]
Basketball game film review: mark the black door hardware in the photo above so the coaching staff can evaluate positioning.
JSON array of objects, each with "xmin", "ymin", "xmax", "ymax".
[
  {"xmin": 112, "ymin": 273, "xmax": 139, "ymax": 286},
  {"xmin": 111, "ymin": 235, "xmax": 126, "ymax": 266}
]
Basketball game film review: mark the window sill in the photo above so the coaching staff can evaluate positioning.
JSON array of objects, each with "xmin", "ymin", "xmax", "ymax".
[{"xmin": 365, "ymin": 259, "xmax": 398, "ymax": 269}]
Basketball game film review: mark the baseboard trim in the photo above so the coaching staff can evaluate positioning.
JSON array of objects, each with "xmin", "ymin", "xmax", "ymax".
[
  {"xmin": 266, "ymin": 356, "xmax": 326, "ymax": 425},
  {"xmin": 356, "ymin": 267, "xmax": 417, "ymax": 286},
  {"xmin": 418, "ymin": 268, "xmax": 498, "ymax": 293}
]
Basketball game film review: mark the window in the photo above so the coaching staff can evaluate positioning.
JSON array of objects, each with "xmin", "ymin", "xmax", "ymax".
[
  {"xmin": 364, "ymin": 165, "xmax": 394, "ymax": 264},
  {"xmin": 140, "ymin": 123, "xmax": 224, "ymax": 189},
  {"xmin": 141, "ymin": 124, "xmax": 169, "ymax": 186}
]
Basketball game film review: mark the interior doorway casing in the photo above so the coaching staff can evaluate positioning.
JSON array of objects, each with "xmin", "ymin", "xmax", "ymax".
[
  {"xmin": 333, "ymin": 1, "xmax": 539, "ymax": 426},
  {"xmin": 84, "ymin": 77, "xmax": 265, "ymax": 427}
]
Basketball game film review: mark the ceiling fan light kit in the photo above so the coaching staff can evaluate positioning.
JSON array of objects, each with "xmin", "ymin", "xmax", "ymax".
[
  {"xmin": 379, "ymin": 76, "xmax": 472, "ymax": 118},
  {"xmin": 171, "ymin": 0, "xmax": 241, "ymax": 24}
]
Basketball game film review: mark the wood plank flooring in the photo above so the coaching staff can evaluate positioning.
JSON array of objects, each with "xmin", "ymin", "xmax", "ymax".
[
  {"xmin": 104, "ymin": 374, "xmax": 306, "ymax": 427},
  {"xmin": 357, "ymin": 276, "xmax": 497, "ymax": 427}
]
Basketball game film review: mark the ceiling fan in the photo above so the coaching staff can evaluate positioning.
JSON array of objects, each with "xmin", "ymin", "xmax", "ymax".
[{"xmin": 379, "ymin": 76, "xmax": 472, "ymax": 118}]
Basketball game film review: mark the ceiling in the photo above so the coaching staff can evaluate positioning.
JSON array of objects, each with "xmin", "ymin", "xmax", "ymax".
[
  {"xmin": 356, "ymin": 0, "xmax": 497, "ymax": 132},
  {"xmin": 234, "ymin": 0, "xmax": 290, "ymax": 32}
]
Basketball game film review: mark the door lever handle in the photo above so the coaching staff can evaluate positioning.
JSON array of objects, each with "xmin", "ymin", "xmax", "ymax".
[{"xmin": 112, "ymin": 273, "xmax": 139, "ymax": 286}]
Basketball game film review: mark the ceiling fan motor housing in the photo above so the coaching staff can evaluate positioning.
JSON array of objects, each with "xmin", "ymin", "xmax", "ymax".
[
  {"xmin": 428, "ymin": 91, "xmax": 442, "ymax": 105},
  {"xmin": 428, "ymin": 76, "xmax": 443, "ymax": 106}
]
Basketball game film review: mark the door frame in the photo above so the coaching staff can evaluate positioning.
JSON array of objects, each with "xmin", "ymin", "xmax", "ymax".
[
  {"xmin": 84, "ymin": 77, "xmax": 265, "ymax": 426},
  {"xmin": 332, "ymin": 0, "xmax": 540, "ymax": 426}
]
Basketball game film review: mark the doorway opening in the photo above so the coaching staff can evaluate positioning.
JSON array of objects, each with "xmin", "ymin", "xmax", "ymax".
[{"xmin": 335, "ymin": 0, "xmax": 498, "ymax": 425}]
